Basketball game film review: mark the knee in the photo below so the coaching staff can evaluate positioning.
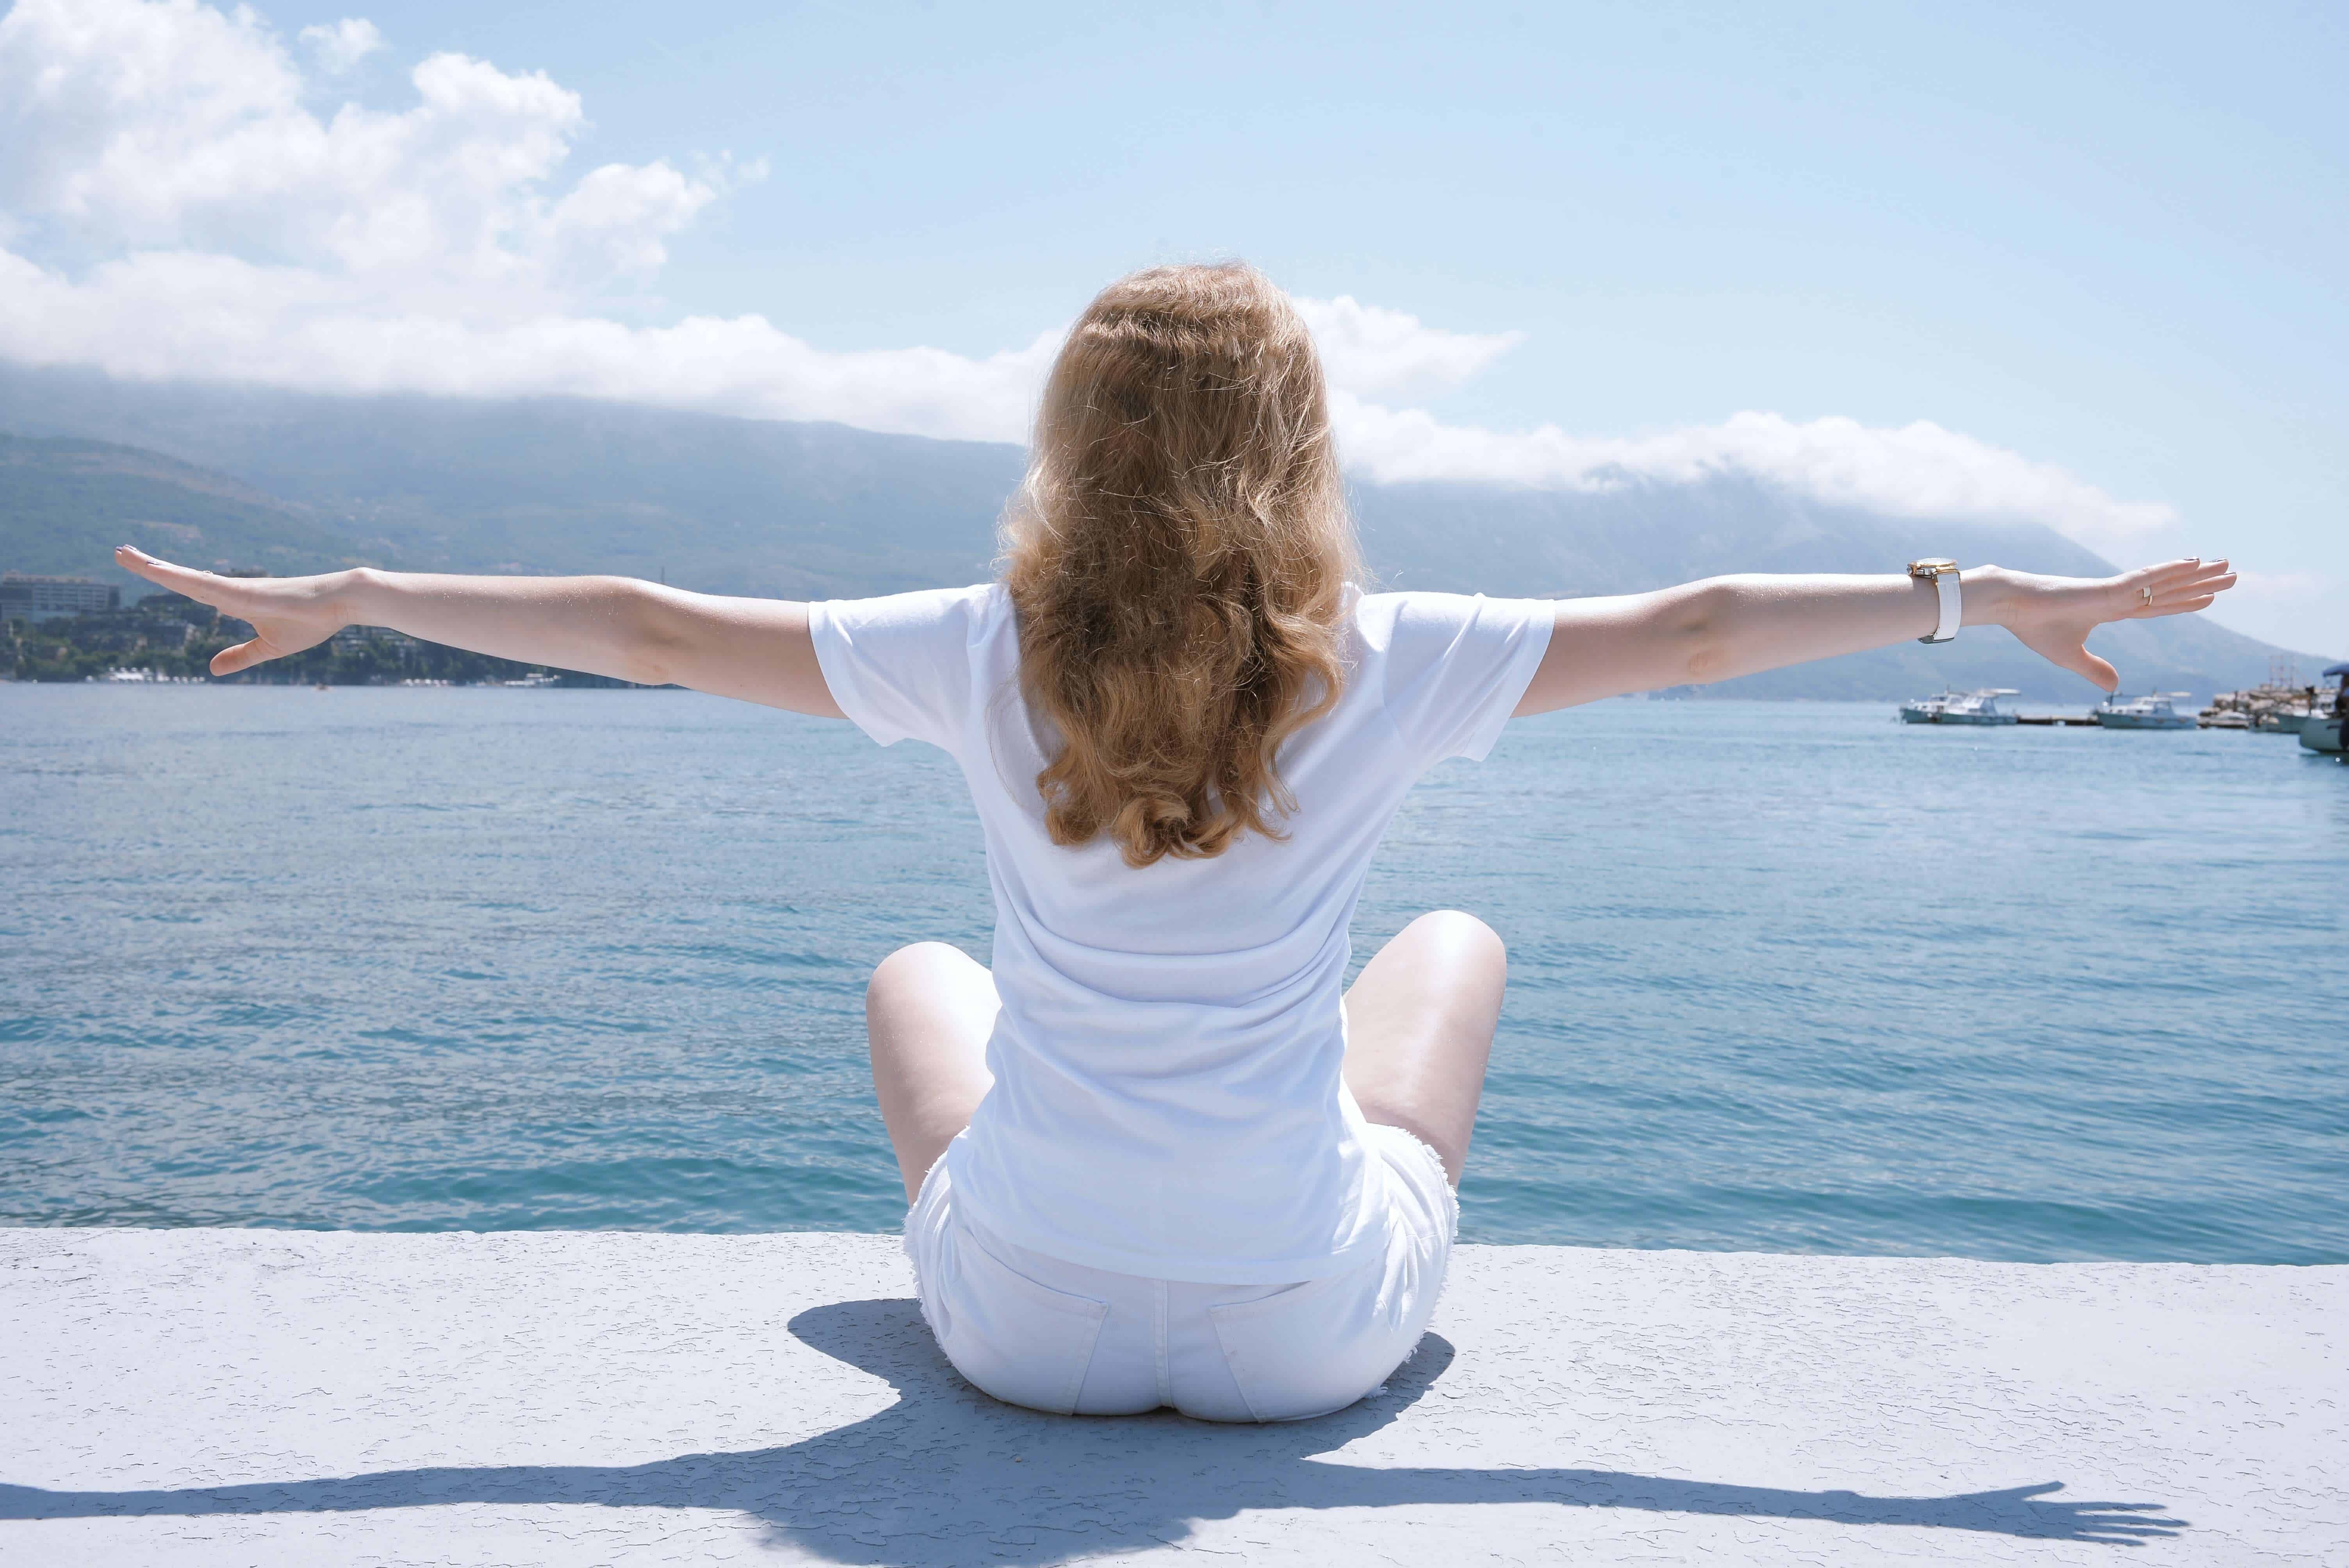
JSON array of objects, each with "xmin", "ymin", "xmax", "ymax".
[
  {"xmin": 867, "ymin": 941, "xmax": 970, "ymax": 1012},
  {"xmin": 1410, "ymin": 909, "xmax": 1506, "ymax": 968}
]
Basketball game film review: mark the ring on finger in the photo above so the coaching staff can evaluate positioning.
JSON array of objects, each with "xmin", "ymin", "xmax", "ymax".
[{"xmin": 2139, "ymin": 585, "xmax": 2153, "ymax": 606}]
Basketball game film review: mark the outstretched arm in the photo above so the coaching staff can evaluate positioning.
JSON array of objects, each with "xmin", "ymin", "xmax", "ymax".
[
  {"xmin": 1514, "ymin": 559, "xmax": 2237, "ymax": 716},
  {"xmin": 114, "ymin": 547, "xmax": 845, "ymax": 716}
]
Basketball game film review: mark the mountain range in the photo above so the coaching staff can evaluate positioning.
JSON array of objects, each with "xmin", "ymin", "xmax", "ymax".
[{"xmin": 0, "ymin": 360, "xmax": 2322, "ymax": 701}]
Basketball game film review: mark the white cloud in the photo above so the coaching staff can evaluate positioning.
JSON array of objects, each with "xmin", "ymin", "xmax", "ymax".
[
  {"xmin": 298, "ymin": 17, "xmax": 380, "ymax": 73},
  {"xmin": 1290, "ymin": 295, "xmax": 1522, "ymax": 397},
  {"xmin": 0, "ymin": 244, "xmax": 1061, "ymax": 441},
  {"xmin": 0, "ymin": 0, "xmax": 2187, "ymax": 563},
  {"xmin": 1327, "ymin": 396, "xmax": 2178, "ymax": 560},
  {"xmin": 0, "ymin": 0, "xmax": 733, "ymax": 298}
]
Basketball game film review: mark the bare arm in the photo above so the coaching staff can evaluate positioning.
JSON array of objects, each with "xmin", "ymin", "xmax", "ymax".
[
  {"xmin": 1515, "ymin": 559, "xmax": 2238, "ymax": 715},
  {"xmin": 114, "ymin": 546, "xmax": 845, "ymax": 716}
]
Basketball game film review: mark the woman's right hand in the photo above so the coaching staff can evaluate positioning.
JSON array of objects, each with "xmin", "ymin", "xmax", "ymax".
[{"xmin": 115, "ymin": 545, "xmax": 357, "ymax": 676}]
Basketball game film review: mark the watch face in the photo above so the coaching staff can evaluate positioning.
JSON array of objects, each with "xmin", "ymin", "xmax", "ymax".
[{"xmin": 1909, "ymin": 558, "xmax": 1958, "ymax": 577}]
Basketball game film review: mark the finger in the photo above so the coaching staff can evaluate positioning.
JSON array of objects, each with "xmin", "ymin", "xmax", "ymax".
[
  {"xmin": 116, "ymin": 545, "xmax": 228, "ymax": 603},
  {"xmin": 2015, "ymin": 624, "xmax": 2121, "ymax": 691},
  {"xmin": 2137, "ymin": 575, "xmax": 2236, "ymax": 615},
  {"xmin": 209, "ymin": 639, "xmax": 275, "ymax": 677},
  {"xmin": 2122, "ymin": 570, "xmax": 2235, "ymax": 617},
  {"xmin": 2127, "ymin": 558, "xmax": 2224, "ymax": 595},
  {"xmin": 2060, "ymin": 642, "xmax": 2120, "ymax": 692},
  {"xmin": 2163, "ymin": 572, "xmax": 2235, "ymax": 602}
]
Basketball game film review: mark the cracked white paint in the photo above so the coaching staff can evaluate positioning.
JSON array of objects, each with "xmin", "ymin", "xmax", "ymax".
[{"xmin": 1, "ymin": 1230, "xmax": 2342, "ymax": 1564}]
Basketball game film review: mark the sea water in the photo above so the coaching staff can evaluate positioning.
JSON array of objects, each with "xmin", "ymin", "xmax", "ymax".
[{"xmin": 2, "ymin": 684, "xmax": 2342, "ymax": 1263}]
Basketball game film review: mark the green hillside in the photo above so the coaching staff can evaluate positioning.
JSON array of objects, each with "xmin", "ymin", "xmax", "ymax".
[{"xmin": 0, "ymin": 433, "xmax": 406, "ymax": 588}]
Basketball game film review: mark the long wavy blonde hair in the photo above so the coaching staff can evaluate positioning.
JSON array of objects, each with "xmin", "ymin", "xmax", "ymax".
[{"xmin": 1003, "ymin": 262, "xmax": 1361, "ymax": 869}]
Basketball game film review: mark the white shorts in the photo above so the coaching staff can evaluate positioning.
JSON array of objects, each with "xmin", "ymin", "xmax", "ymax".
[{"xmin": 903, "ymin": 1122, "xmax": 1458, "ymax": 1423}]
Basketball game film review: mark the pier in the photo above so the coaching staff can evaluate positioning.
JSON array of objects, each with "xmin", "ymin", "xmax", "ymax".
[{"xmin": 4, "ymin": 1229, "xmax": 2341, "ymax": 1564}]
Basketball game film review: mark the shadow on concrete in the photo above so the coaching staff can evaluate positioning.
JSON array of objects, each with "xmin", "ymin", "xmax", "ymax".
[{"xmin": 1, "ymin": 1297, "xmax": 2184, "ymax": 1560}]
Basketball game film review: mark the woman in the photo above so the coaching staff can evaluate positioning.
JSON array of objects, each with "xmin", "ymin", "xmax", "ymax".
[{"xmin": 117, "ymin": 262, "xmax": 2234, "ymax": 1424}]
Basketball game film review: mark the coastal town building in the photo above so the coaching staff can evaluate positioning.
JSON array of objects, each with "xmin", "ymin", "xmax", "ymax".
[{"xmin": 0, "ymin": 573, "xmax": 118, "ymax": 623}]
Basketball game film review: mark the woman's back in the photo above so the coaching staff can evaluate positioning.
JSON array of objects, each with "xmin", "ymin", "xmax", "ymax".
[{"xmin": 812, "ymin": 581, "xmax": 1552, "ymax": 1281}]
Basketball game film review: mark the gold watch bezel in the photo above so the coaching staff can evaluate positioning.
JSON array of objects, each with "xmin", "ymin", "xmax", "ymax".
[{"xmin": 1908, "ymin": 558, "xmax": 1960, "ymax": 581}]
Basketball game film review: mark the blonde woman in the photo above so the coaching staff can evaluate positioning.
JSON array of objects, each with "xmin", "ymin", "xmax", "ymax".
[{"xmin": 118, "ymin": 264, "xmax": 2234, "ymax": 1423}]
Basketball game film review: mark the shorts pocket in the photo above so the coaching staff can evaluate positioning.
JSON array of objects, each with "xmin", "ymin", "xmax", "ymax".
[
  {"xmin": 929, "ymin": 1222, "xmax": 1110, "ymax": 1417},
  {"xmin": 1208, "ymin": 1260, "xmax": 1427, "ymax": 1423}
]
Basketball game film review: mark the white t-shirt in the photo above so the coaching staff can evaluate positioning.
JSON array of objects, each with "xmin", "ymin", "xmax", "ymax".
[{"xmin": 809, "ymin": 583, "xmax": 1554, "ymax": 1283}]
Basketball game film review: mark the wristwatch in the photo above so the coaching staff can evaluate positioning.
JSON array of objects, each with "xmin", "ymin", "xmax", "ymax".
[{"xmin": 1909, "ymin": 559, "xmax": 1961, "ymax": 644}]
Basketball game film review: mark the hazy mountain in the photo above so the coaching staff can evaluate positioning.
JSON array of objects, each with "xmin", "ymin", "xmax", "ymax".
[
  {"xmin": 0, "ymin": 432, "xmax": 401, "ymax": 581},
  {"xmin": 0, "ymin": 364, "xmax": 1020, "ymax": 600},
  {"xmin": 1351, "ymin": 480, "xmax": 2312, "ymax": 701},
  {"xmin": 0, "ymin": 361, "xmax": 2319, "ymax": 701}
]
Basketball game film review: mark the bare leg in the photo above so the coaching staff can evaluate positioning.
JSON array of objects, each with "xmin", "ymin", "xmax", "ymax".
[
  {"xmin": 867, "ymin": 942, "xmax": 1000, "ymax": 1203},
  {"xmin": 1342, "ymin": 910, "xmax": 1507, "ymax": 1186}
]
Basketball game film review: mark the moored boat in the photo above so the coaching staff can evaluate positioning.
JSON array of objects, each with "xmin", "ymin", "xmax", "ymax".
[
  {"xmin": 1898, "ymin": 690, "xmax": 1955, "ymax": 723},
  {"xmin": 2201, "ymin": 659, "xmax": 2324, "ymax": 734},
  {"xmin": 1935, "ymin": 688, "xmax": 2021, "ymax": 725},
  {"xmin": 2300, "ymin": 665, "xmax": 2347, "ymax": 754},
  {"xmin": 2096, "ymin": 692, "xmax": 2196, "ymax": 730}
]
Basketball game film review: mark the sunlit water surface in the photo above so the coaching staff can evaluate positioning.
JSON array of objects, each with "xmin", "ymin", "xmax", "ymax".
[{"xmin": 4, "ymin": 685, "xmax": 2343, "ymax": 1262}]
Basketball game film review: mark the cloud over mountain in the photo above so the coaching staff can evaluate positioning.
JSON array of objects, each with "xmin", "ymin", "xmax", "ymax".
[
  {"xmin": 1326, "ymin": 401, "xmax": 2180, "ymax": 560},
  {"xmin": 0, "ymin": 0, "xmax": 2181, "ymax": 562}
]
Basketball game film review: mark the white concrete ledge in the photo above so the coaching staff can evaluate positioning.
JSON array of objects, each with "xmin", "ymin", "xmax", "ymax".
[{"xmin": 2, "ymin": 1230, "xmax": 2342, "ymax": 1565}]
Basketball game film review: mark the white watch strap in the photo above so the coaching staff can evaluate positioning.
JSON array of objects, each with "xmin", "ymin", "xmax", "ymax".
[{"xmin": 1929, "ymin": 571, "xmax": 1961, "ymax": 643}]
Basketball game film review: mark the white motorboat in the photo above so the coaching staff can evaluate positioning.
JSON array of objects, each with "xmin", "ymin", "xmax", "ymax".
[
  {"xmin": 1898, "ymin": 690, "xmax": 1955, "ymax": 723},
  {"xmin": 2096, "ymin": 692, "xmax": 2197, "ymax": 730},
  {"xmin": 1934, "ymin": 688, "xmax": 2021, "ymax": 725},
  {"xmin": 2300, "ymin": 665, "xmax": 2347, "ymax": 754}
]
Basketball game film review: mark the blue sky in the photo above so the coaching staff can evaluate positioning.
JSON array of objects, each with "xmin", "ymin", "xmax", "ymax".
[{"xmin": 1, "ymin": 0, "xmax": 2340, "ymax": 652}]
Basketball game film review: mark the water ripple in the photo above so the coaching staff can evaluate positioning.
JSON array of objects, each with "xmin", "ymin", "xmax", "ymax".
[{"xmin": 2, "ymin": 686, "xmax": 2343, "ymax": 1261}]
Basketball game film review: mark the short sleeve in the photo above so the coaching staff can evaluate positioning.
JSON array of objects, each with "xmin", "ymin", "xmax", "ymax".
[
  {"xmin": 808, "ymin": 584, "xmax": 1003, "ymax": 753},
  {"xmin": 1375, "ymin": 592, "xmax": 1555, "ymax": 767}
]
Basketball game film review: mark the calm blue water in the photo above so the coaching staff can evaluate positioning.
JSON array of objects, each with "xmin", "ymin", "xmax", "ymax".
[{"xmin": 3, "ymin": 684, "xmax": 2344, "ymax": 1263}]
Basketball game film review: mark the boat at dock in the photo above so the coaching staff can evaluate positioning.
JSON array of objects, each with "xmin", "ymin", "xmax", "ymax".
[
  {"xmin": 1898, "ymin": 690, "xmax": 1955, "ymax": 723},
  {"xmin": 1934, "ymin": 688, "xmax": 2020, "ymax": 725},
  {"xmin": 1898, "ymin": 688, "xmax": 2019, "ymax": 725},
  {"xmin": 2096, "ymin": 693, "xmax": 2197, "ymax": 730},
  {"xmin": 2299, "ymin": 664, "xmax": 2347, "ymax": 754},
  {"xmin": 2201, "ymin": 658, "xmax": 2323, "ymax": 734}
]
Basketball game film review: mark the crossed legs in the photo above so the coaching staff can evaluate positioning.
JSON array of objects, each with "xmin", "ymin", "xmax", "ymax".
[{"xmin": 866, "ymin": 911, "xmax": 1506, "ymax": 1203}]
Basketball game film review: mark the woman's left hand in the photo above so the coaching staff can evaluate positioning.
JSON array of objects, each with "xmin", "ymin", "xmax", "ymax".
[{"xmin": 1982, "ymin": 558, "xmax": 2238, "ymax": 692}]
